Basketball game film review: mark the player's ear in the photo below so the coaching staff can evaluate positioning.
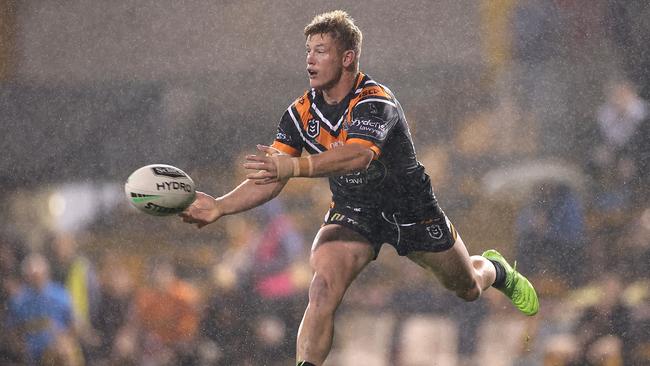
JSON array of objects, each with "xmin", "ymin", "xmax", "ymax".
[{"xmin": 342, "ymin": 50, "xmax": 355, "ymax": 68}]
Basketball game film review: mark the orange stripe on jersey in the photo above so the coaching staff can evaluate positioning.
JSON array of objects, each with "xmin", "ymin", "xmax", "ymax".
[
  {"xmin": 354, "ymin": 72, "xmax": 365, "ymax": 89},
  {"xmin": 314, "ymin": 127, "xmax": 347, "ymax": 150},
  {"xmin": 271, "ymin": 141, "xmax": 301, "ymax": 157},
  {"xmin": 346, "ymin": 137, "xmax": 381, "ymax": 157},
  {"xmin": 293, "ymin": 92, "xmax": 312, "ymax": 121}
]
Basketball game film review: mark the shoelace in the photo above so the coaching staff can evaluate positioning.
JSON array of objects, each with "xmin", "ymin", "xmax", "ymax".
[{"xmin": 506, "ymin": 260, "xmax": 519, "ymax": 291}]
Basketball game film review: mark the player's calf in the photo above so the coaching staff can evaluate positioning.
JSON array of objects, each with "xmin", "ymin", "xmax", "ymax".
[{"xmin": 454, "ymin": 278, "xmax": 482, "ymax": 302}]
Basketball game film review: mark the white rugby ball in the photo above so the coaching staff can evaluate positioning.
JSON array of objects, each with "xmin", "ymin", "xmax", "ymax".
[{"xmin": 124, "ymin": 164, "xmax": 196, "ymax": 216}]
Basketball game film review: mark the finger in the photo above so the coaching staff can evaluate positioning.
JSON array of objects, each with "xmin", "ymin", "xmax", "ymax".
[
  {"xmin": 246, "ymin": 171, "xmax": 265, "ymax": 179},
  {"xmin": 243, "ymin": 162, "xmax": 268, "ymax": 171},
  {"xmin": 255, "ymin": 177, "xmax": 278, "ymax": 185},
  {"xmin": 246, "ymin": 171, "xmax": 273, "ymax": 180},
  {"xmin": 257, "ymin": 144, "xmax": 271, "ymax": 152},
  {"xmin": 257, "ymin": 145, "xmax": 282, "ymax": 156},
  {"xmin": 245, "ymin": 154, "xmax": 268, "ymax": 162}
]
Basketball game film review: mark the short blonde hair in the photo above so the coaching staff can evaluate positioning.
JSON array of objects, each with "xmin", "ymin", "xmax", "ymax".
[{"xmin": 304, "ymin": 10, "xmax": 362, "ymax": 60}]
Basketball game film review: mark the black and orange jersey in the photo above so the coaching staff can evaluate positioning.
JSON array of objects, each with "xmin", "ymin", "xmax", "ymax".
[{"xmin": 271, "ymin": 72, "xmax": 437, "ymax": 216}]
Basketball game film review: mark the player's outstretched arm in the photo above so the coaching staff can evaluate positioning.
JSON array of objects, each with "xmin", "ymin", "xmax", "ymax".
[
  {"xmin": 180, "ymin": 177, "xmax": 287, "ymax": 228},
  {"xmin": 244, "ymin": 143, "xmax": 373, "ymax": 184}
]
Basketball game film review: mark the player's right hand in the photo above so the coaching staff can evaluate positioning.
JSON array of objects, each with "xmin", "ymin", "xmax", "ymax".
[{"xmin": 179, "ymin": 191, "xmax": 222, "ymax": 229}]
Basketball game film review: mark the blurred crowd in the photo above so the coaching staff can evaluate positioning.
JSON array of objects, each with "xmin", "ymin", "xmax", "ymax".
[
  {"xmin": 0, "ymin": 200, "xmax": 311, "ymax": 366},
  {"xmin": 2, "ymin": 0, "xmax": 650, "ymax": 365}
]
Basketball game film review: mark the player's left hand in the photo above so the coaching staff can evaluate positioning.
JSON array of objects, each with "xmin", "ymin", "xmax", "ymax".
[{"xmin": 243, "ymin": 145, "xmax": 287, "ymax": 185}]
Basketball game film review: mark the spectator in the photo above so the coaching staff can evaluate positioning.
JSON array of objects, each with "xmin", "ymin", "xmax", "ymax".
[
  {"xmin": 619, "ymin": 207, "xmax": 650, "ymax": 279},
  {"xmin": 573, "ymin": 273, "xmax": 633, "ymax": 366},
  {"xmin": 603, "ymin": 0, "xmax": 650, "ymax": 100},
  {"xmin": 48, "ymin": 233, "xmax": 101, "ymax": 355},
  {"xmin": 0, "ymin": 234, "xmax": 26, "ymax": 364},
  {"xmin": 589, "ymin": 79, "xmax": 650, "ymax": 206},
  {"xmin": 131, "ymin": 258, "xmax": 201, "ymax": 365},
  {"xmin": 199, "ymin": 263, "xmax": 256, "ymax": 366},
  {"xmin": 243, "ymin": 200, "xmax": 307, "ymax": 364},
  {"xmin": 248, "ymin": 200, "xmax": 304, "ymax": 303},
  {"xmin": 515, "ymin": 182, "xmax": 585, "ymax": 289},
  {"xmin": 92, "ymin": 254, "xmax": 135, "ymax": 363},
  {"xmin": 6, "ymin": 253, "xmax": 83, "ymax": 365}
]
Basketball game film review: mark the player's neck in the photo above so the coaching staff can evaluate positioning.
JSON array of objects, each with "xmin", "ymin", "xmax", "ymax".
[{"xmin": 322, "ymin": 71, "xmax": 358, "ymax": 105}]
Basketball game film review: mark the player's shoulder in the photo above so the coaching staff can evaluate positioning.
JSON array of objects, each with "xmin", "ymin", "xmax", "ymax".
[
  {"xmin": 282, "ymin": 90, "xmax": 313, "ymax": 119},
  {"xmin": 352, "ymin": 73, "xmax": 396, "ymax": 106},
  {"xmin": 288, "ymin": 90, "xmax": 312, "ymax": 109},
  {"xmin": 350, "ymin": 73, "xmax": 398, "ymax": 115}
]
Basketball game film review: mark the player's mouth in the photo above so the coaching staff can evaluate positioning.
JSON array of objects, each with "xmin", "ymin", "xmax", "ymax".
[{"xmin": 307, "ymin": 69, "xmax": 317, "ymax": 79}]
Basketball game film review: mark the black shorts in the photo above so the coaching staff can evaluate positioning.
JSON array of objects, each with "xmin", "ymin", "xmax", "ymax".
[{"xmin": 323, "ymin": 200, "xmax": 458, "ymax": 258}]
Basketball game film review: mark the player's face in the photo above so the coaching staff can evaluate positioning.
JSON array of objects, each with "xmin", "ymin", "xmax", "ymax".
[{"xmin": 306, "ymin": 33, "xmax": 344, "ymax": 91}]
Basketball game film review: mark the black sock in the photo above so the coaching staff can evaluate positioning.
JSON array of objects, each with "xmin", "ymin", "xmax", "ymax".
[
  {"xmin": 297, "ymin": 362, "xmax": 316, "ymax": 366},
  {"xmin": 490, "ymin": 260, "xmax": 506, "ymax": 288}
]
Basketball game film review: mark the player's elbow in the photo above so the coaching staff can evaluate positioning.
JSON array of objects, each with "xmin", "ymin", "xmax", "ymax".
[{"xmin": 349, "ymin": 145, "xmax": 375, "ymax": 171}]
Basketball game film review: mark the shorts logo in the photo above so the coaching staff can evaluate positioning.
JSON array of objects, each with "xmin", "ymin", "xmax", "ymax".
[
  {"xmin": 307, "ymin": 119, "xmax": 320, "ymax": 138},
  {"xmin": 328, "ymin": 212, "xmax": 358, "ymax": 226},
  {"xmin": 426, "ymin": 224, "xmax": 444, "ymax": 240}
]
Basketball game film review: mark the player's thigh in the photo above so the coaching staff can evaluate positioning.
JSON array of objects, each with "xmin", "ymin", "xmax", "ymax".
[
  {"xmin": 406, "ymin": 235, "xmax": 476, "ymax": 291},
  {"xmin": 310, "ymin": 224, "xmax": 375, "ymax": 289}
]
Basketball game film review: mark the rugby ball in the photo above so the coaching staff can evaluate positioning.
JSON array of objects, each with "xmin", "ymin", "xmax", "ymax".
[{"xmin": 124, "ymin": 164, "xmax": 196, "ymax": 216}]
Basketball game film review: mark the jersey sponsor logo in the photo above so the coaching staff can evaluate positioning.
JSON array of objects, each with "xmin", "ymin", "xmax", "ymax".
[
  {"xmin": 276, "ymin": 127, "xmax": 290, "ymax": 142},
  {"xmin": 360, "ymin": 88, "xmax": 379, "ymax": 97},
  {"xmin": 151, "ymin": 167, "xmax": 186, "ymax": 178},
  {"xmin": 346, "ymin": 217, "xmax": 359, "ymax": 225},
  {"xmin": 307, "ymin": 118, "xmax": 320, "ymax": 138},
  {"xmin": 334, "ymin": 160, "xmax": 387, "ymax": 188},
  {"xmin": 328, "ymin": 212, "xmax": 359, "ymax": 226},
  {"xmin": 426, "ymin": 224, "xmax": 444, "ymax": 240},
  {"xmin": 329, "ymin": 212, "xmax": 345, "ymax": 221},
  {"xmin": 350, "ymin": 118, "xmax": 387, "ymax": 130},
  {"xmin": 338, "ymin": 172, "xmax": 366, "ymax": 185},
  {"xmin": 349, "ymin": 117, "xmax": 388, "ymax": 139}
]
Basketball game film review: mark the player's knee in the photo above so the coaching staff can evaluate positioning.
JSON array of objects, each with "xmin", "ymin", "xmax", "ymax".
[
  {"xmin": 308, "ymin": 273, "xmax": 341, "ymax": 314},
  {"xmin": 455, "ymin": 280, "xmax": 481, "ymax": 302}
]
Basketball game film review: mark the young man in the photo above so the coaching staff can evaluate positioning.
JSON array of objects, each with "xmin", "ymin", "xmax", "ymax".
[
  {"xmin": 181, "ymin": 10, "xmax": 539, "ymax": 366},
  {"xmin": 7, "ymin": 254, "xmax": 82, "ymax": 365}
]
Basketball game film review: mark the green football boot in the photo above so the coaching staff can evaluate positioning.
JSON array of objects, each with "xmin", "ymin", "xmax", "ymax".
[{"xmin": 482, "ymin": 249, "xmax": 539, "ymax": 316}]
